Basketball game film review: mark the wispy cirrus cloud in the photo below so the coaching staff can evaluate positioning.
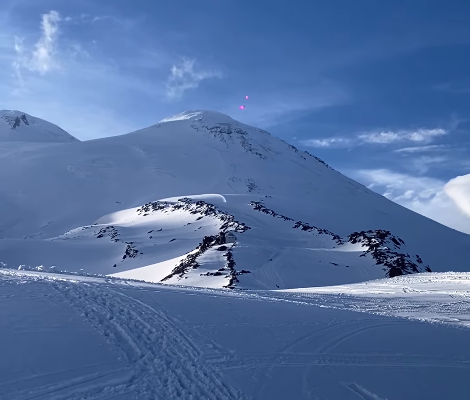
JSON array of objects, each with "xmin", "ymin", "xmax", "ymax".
[
  {"xmin": 407, "ymin": 155, "xmax": 450, "ymax": 174},
  {"xmin": 165, "ymin": 58, "xmax": 222, "ymax": 100},
  {"xmin": 77, "ymin": 14, "xmax": 124, "ymax": 25},
  {"xmin": 393, "ymin": 144, "xmax": 464, "ymax": 174},
  {"xmin": 394, "ymin": 144, "xmax": 448, "ymax": 153},
  {"xmin": 14, "ymin": 10, "xmax": 61, "ymax": 77},
  {"xmin": 63, "ymin": 13, "xmax": 136, "ymax": 29},
  {"xmin": 301, "ymin": 127, "xmax": 448, "ymax": 148}
]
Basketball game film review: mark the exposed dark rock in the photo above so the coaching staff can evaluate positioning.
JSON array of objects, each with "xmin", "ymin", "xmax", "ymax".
[
  {"xmin": 162, "ymin": 232, "xmax": 226, "ymax": 281},
  {"xmin": 223, "ymin": 249, "xmax": 239, "ymax": 289},
  {"xmin": 122, "ymin": 242, "xmax": 138, "ymax": 261},
  {"xmin": 1, "ymin": 113, "xmax": 30, "ymax": 129},
  {"xmin": 189, "ymin": 123, "xmax": 269, "ymax": 159},
  {"xmin": 249, "ymin": 201, "xmax": 294, "ymax": 221},
  {"xmin": 348, "ymin": 230, "xmax": 431, "ymax": 277},
  {"xmin": 245, "ymin": 179, "xmax": 259, "ymax": 193},
  {"xmin": 293, "ymin": 221, "xmax": 343, "ymax": 244},
  {"xmin": 303, "ymin": 151, "xmax": 331, "ymax": 169},
  {"xmin": 200, "ymin": 271, "xmax": 224, "ymax": 277},
  {"xmin": 95, "ymin": 226, "xmax": 120, "ymax": 241}
]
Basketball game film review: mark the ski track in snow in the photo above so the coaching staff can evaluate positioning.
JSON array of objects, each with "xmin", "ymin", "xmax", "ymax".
[
  {"xmin": 18, "ymin": 279, "xmax": 247, "ymax": 400},
  {"xmin": 2, "ymin": 271, "xmax": 470, "ymax": 399},
  {"xmin": 254, "ymin": 250, "xmax": 283, "ymax": 289},
  {"xmin": 205, "ymin": 352, "xmax": 470, "ymax": 370},
  {"xmin": 343, "ymin": 383, "xmax": 388, "ymax": 400},
  {"xmin": 206, "ymin": 318, "xmax": 470, "ymax": 371},
  {"xmin": 268, "ymin": 291, "xmax": 470, "ymax": 328}
]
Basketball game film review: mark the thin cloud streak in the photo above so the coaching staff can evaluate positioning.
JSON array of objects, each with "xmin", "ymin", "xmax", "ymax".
[
  {"xmin": 302, "ymin": 128, "xmax": 448, "ymax": 148},
  {"xmin": 394, "ymin": 145, "xmax": 448, "ymax": 153}
]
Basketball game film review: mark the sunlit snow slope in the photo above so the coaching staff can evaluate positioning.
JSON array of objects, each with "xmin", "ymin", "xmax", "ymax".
[{"xmin": 1, "ymin": 110, "xmax": 470, "ymax": 288}]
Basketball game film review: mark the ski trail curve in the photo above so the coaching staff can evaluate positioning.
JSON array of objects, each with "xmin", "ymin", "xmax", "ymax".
[{"xmin": 50, "ymin": 281, "xmax": 248, "ymax": 400}]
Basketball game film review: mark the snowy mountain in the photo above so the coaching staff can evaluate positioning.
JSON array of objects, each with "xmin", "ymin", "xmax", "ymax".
[
  {"xmin": 0, "ymin": 110, "xmax": 78, "ymax": 143},
  {"xmin": 1, "ymin": 109, "xmax": 469, "ymax": 289},
  {"xmin": 2, "ymin": 109, "xmax": 470, "ymax": 400}
]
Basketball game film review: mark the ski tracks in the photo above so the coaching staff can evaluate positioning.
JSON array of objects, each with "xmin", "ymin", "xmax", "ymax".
[{"xmin": 48, "ymin": 281, "xmax": 248, "ymax": 400}]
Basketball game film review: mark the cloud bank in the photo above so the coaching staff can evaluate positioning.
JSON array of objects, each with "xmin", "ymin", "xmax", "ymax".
[
  {"xmin": 444, "ymin": 175, "xmax": 470, "ymax": 221},
  {"xmin": 352, "ymin": 169, "xmax": 470, "ymax": 234}
]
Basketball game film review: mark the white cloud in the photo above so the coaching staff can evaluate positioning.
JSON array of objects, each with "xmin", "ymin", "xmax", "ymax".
[
  {"xmin": 165, "ymin": 58, "xmax": 222, "ymax": 100},
  {"xmin": 303, "ymin": 128, "xmax": 448, "ymax": 148},
  {"xmin": 14, "ymin": 10, "xmax": 61, "ymax": 75},
  {"xmin": 351, "ymin": 169, "xmax": 470, "ymax": 234},
  {"xmin": 33, "ymin": 10, "xmax": 61, "ymax": 73},
  {"xmin": 444, "ymin": 175, "xmax": 470, "ymax": 220},
  {"xmin": 358, "ymin": 128, "xmax": 447, "ymax": 144},
  {"xmin": 394, "ymin": 144, "xmax": 447, "ymax": 153},
  {"xmin": 301, "ymin": 137, "xmax": 352, "ymax": 148}
]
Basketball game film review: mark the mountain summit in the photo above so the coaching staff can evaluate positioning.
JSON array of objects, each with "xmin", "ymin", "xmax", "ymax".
[
  {"xmin": 0, "ymin": 110, "xmax": 78, "ymax": 143},
  {"xmin": 159, "ymin": 110, "xmax": 236, "ymax": 124},
  {"xmin": 0, "ymin": 109, "xmax": 469, "ymax": 289}
]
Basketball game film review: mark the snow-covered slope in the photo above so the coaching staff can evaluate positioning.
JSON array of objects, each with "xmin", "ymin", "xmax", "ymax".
[
  {"xmin": 1, "ymin": 194, "xmax": 431, "ymax": 289},
  {"xmin": 1, "ymin": 269, "xmax": 470, "ymax": 400},
  {"xmin": 0, "ymin": 110, "xmax": 78, "ymax": 143},
  {"xmin": 1, "ymin": 110, "xmax": 470, "ymax": 289}
]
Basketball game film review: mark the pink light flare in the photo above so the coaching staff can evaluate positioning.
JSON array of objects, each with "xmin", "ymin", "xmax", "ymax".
[
  {"xmin": 239, "ymin": 105, "xmax": 245, "ymax": 110},
  {"xmin": 245, "ymin": 95, "xmax": 249, "ymax": 100}
]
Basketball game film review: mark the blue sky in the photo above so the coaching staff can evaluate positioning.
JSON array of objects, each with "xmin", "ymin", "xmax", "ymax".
[{"xmin": 2, "ymin": 0, "xmax": 470, "ymax": 232}]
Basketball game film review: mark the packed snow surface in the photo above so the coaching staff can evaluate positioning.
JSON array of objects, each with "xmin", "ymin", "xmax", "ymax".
[{"xmin": 1, "ymin": 269, "xmax": 469, "ymax": 399}]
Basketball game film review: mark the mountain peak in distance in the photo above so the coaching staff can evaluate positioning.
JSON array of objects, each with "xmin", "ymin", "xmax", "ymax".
[{"xmin": 0, "ymin": 110, "xmax": 79, "ymax": 143}]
